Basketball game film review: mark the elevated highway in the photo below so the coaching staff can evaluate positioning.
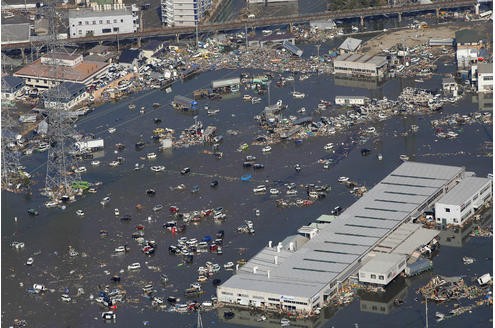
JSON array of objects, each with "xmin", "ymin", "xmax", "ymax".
[{"xmin": 2, "ymin": 0, "xmax": 475, "ymax": 50}]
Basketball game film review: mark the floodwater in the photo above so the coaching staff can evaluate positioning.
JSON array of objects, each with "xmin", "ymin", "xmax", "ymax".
[{"xmin": 2, "ymin": 59, "xmax": 493, "ymax": 327}]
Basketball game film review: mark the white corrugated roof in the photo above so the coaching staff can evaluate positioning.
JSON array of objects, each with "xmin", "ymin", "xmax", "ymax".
[
  {"xmin": 219, "ymin": 162, "xmax": 464, "ymax": 298},
  {"xmin": 436, "ymin": 177, "xmax": 491, "ymax": 206},
  {"xmin": 359, "ymin": 253, "xmax": 406, "ymax": 274},
  {"xmin": 339, "ymin": 37, "xmax": 362, "ymax": 51}
]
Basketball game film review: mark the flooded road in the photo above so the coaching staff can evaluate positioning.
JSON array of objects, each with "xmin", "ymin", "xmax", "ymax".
[{"xmin": 2, "ymin": 63, "xmax": 492, "ymax": 328}]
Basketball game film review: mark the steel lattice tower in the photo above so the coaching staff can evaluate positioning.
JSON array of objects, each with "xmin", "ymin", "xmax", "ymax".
[
  {"xmin": 43, "ymin": 3, "xmax": 81, "ymax": 201},
  {"xmin": 1, "ymin": 108, "xmax": 25, "ymax": 191}
]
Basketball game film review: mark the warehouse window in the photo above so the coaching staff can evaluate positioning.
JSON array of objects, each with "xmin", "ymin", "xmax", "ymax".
[
  {"xmin": 371, "ymin": 274, "xmax": 376, "ymax": 279},
  {"xmin": 445, "ymin": 208, "xmax": 450, "ymax": 213},
  {"xmin": 379, "ymin": 275, "xmax": 384, "ymax": 280}
]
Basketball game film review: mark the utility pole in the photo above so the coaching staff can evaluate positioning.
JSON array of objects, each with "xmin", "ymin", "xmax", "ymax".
[
  {"xmin": 245, "ymin": 23, "xmax": 248, "ymax": 49},
  {"xmin": 195, "ymin": 21, "xmax": 199, "ymax": 49},
  {"xmin": 316, "ymin": 44, "xmax": 321, "ymax": 58}
]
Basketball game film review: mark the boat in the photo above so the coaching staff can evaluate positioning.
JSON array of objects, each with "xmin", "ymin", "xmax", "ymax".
[
  {"xmin": 74, "ymin": 166, "xmax": 87, "ymax": 173},
  {"xmin": 262, "ymin": 146, "xmax": 272, "ymax": 153},
  {"xmin": 128, "ymin": 104, "xmax": 136, "ymax": 110},
  {"xmin": 108, "ymin": 127, "xmax": 116, "ymax": 134},
  {"xmin": 108, "ymin": 160, "xmax": 120, "ymax": 167},
  {"xmin": 147, "ymin": 152, "xmax": 157, "ymax": 159},
  {"xmin": 338, "ymin": 176, "xmax": 349, "ymax": 183},
  {"xmin": 152, "ymin": 102, "xmax": 160, "ymax": 108},
  {"xmin": 281, "ymin": 318, "xmax": 290, "ymax": 326},
  {"xmin": 210, "ymin": 180, "xmax": 219, "ymax": 188},
  {"xmin": 270, "ymin": 188, "xmax": 280, "ymax": 195},
  {"xmin": 243, "ymin": 94, "xmax": 252, "ymax": 101},
  {"xmin": 197, "ymin": 275, "xmax": 208, "ymax": 282},
  {"xmin": 26, "ymin": 257, "xmax": 34, "ymax": 265},
  {"xmin": 286, "ymin": 189, "xmax": 298, "ymax": 195},
  {"xmin": 298, "ymin": 107, "xmax": 306, "ymax": 114},
  {"xmin": 207, "ymin": 109, "xmax": 220, "ymax": 116},
  {"xmin": 114, "ymin": 246, "xmax": 127, "ymax": 253},
  {"xmin": 351, "ymin": 25, "xmax": 359, "ymax": 32},
  {"xmin": 377, "ymin": 153, "xmax": 383, "ymax": 161},
  {"xmin": 61, "ymin": 294, "xmax": 71, "ymax": 302},
  {"xmin": 253, "ymin": 185, "xmax": 267, "ymax": 193},
  {"xmin": 435, "ymin": 311, "xmax": 445, "ymax": 322},
  {"xmin": 324, "ymin": 143, "xmax": 334, "ymax": 150},
  {"xmin": 150, "ymin": 165, "xmax": 165, "ymax": 172},
  {"xmin": 462, "ymin": 256, "xmax": 475, "ymax": 265},
  {"xmin": 160, "ymin": 273, "xmax": 169, "ymax": 284},
  {"xmin": 400, "ymin": 154, "xmax": 410, "ymax": 161},
  {"xmin": 292, "ymin": 91, "xmax": 305, "ymax": 99},
  {"xmin": 127, "ymin": 262, "xmax": 141, "ymax": 270},
  {"xmin": 251, "ymin": 97, "xmax": 261, "ymax": 104},
  {"xmin": 223, "ymin": 261, "xmax": 235, "ymax": 270},
  {"xmin": 27, "ymin": 208, "xmax": 39, "ymax": 216},
  {"xmin": 366, "ymin": 126, "xmax": 376, "ymax": 133},
  {"xmin": 153, "ymin": 204, "xmax": 164, "ymax": 212},
  {"xmin": 102, "ymin": 311, "xmax": 116, "ymax": 320},
  {"xmin": 45, "ymin": 200, "xmax": 59, "ymax": 208},
  {"xmin": 294, "ymin": 164, "xmax": 301, "ymax": 172},
  {"xmin": 241, "ymin": 174, "xmax": 252, "ymax": 182},
  {"xmin": 91, "ymin": 160, "xmax": 100, "ymax": 166},
  {"xmin": 414, "ymin": 79, "xmax": 424, "ymax": 83},
  {"xmin": 75, "ymin": 210, "xmax": 85, "ymax": 216},
  {"xmin": 100, "ymin": 196, "xmax": 111, "ymax": 206}
]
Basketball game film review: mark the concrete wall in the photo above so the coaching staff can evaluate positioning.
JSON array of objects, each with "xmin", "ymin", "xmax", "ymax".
[{"xmin": 358, "ymin": 259, "xmax": 406, "ymax": 286}]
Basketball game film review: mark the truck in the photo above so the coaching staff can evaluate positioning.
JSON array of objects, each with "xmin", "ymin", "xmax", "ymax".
[
  {"xmin": 75, "ymin": 139, "xmax": 104, "ymax": 152},
  {"xmin": 405, "ymin": 258, "xmax": 433, "ymax": 277}
]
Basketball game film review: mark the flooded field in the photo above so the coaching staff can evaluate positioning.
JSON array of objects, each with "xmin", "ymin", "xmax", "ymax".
[{"xmin": 2, "ymin": 61, "xmax": 493, "ymax": 327}]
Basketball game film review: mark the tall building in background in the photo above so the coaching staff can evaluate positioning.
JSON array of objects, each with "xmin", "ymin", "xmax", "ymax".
[{"xmin": 161, "ymin": 0, "xmax": 212, "ymax": 27}]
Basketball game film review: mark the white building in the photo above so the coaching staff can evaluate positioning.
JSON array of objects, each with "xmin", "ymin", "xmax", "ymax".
[
  {"xmin": 217, "ymin": 162, "xmax": 467, "ymax": 313},
  {"xmin": 477, "ymin": 63, "xmax": 493, "ymax": 93},
  {"xmin": 161, "ymin": 0, "xmax": 212, "ymax": 27},
  {"xmin": 435, "ymin": 177, "xmax": 492, "ymax": 226},
  {"xmin": 68, "ymin": 3, "xmax": 139, "ymax": 38},
  {"xmin": 335, "ymin": 95, "xmax": 369, "ymax": 106},
  {"xmin": 358, "ymin": 253, "xmax": 407, "ymax": 286}
]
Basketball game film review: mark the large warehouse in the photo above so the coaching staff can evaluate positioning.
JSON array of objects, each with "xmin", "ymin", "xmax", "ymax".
[
  {"xmin": 333, "ymin": 53, "xmax": 388, "ymax": 78},
  {"xmin": 217, "ymin": 162, "xmax": 468, "ymax": 313}
]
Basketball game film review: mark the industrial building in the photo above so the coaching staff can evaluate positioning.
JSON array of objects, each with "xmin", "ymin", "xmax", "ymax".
[
  {"xmin": 14, "ymin": 53, "xmax": 109, "ymax": 89},
  {"xmin": 455, "ymin": 29, "xmax": 487, "ymax": 68},
  {"xmin": 435, "ymin": 176, "xmax": 492, "ymax": 226},
  {"xmin": 217, "ymin": 162, "xmax": 467, "ymax": 313},
  {"xmin": 333, "ymin": 54, "xmax": 388, "ymax": 78},
  {"xmin": 68, "ymin": 2, "xmax": 140, "ymax": 38},
  {"xmin": 161, "ymin": 0, "xmax": 212, "ymax": 27},
  {"xmin": 476, "ymin": 63, "xmax": 493, "ymax": 93}
]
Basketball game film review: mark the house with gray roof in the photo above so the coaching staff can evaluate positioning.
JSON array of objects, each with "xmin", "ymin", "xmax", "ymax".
[
  {"xmin": 43, "ymin": 82, "xmax": 88, "ymax": 110},
  {"xmin": 1, "ymin": 76, "xmax": 25, "ymax": 100}
]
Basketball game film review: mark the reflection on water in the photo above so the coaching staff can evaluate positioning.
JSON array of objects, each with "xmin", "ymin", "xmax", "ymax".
[
  {"xmin": 438, "ymin": 210, "xmax": 492, "ymax": 248},
  {"xmin": 216, "ymin": 304, "xmax": 338, "ymax": 328},
  {"xmin": 358, "ymin": 276, "xmax": 409, "ymax": 315}
]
